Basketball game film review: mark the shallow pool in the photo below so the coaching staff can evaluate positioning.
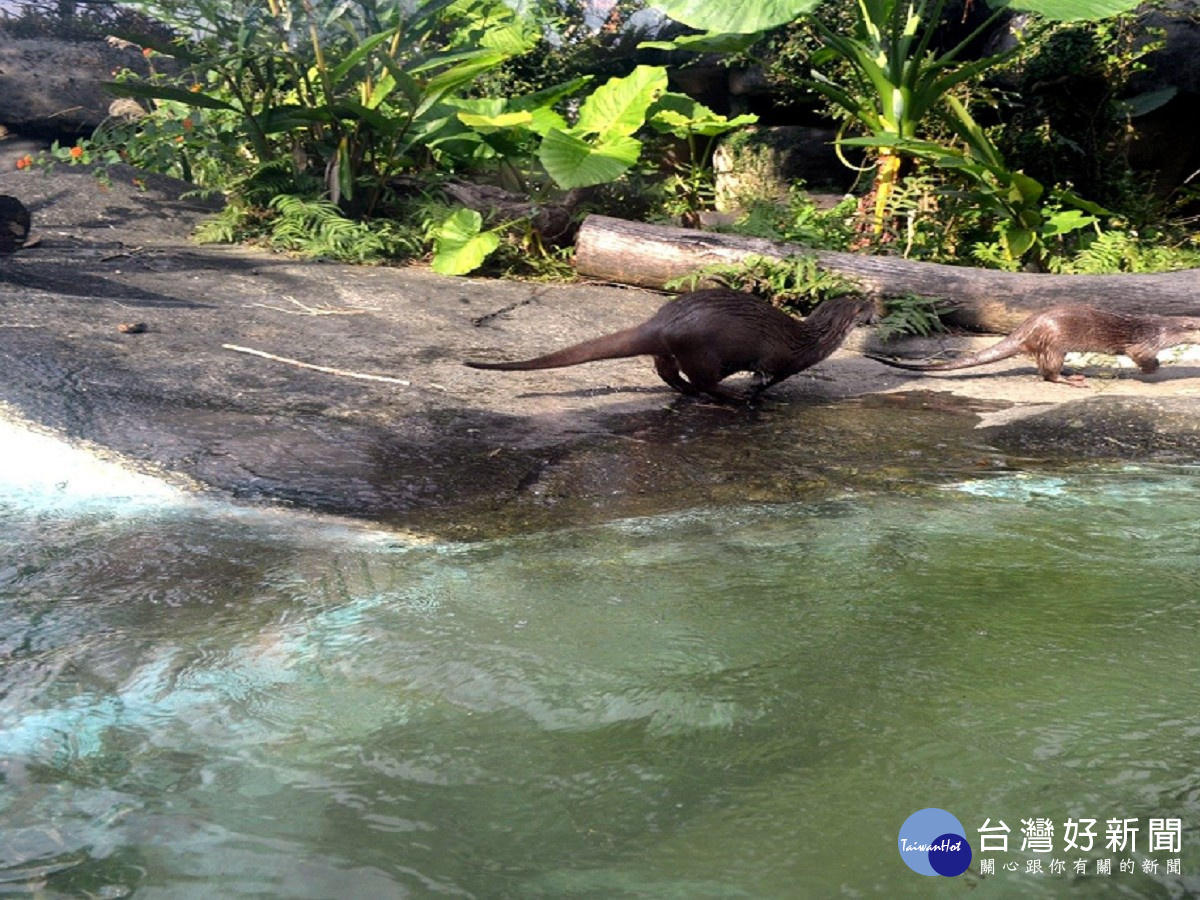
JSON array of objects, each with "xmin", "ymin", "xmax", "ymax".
[{"xmin": 1, "ymin": 422, "xmax": 1198, "ymax": 897}]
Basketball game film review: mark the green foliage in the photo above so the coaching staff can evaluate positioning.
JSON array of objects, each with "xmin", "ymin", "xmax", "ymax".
[
  {"xmin": 536, "ymin": 65, "xmax": 667, "ymax": 189},
  {"xmin": 194, "ymin": 165, "xmax": 422, "ymax": 263},
  {"xmin": 428, "ymin": 207, "xmax": 502, "ymax": 274},
  {"xmin": 0, "ymin": 2, "xmax": 173, "ymax": 41},
  {"xmin": 649, "ymin": 0, "xmax": 820, "ymax": 35},
  {"xmin": 647, "ymin": 93, "xmax": 758, "ymax": 223},
  {"xmin": 108, "ymin": 0, "xmax": 537, "ymax": 213},
  {"xmin": 668, "ymin": 254, "xmax": 858, "ymax": 314},
  {"xmin": 65, "ymin": 0, "xmax": 1182, "ymax": 280},
  {"xmin": 655, "ymin": 0, "xmax": 1153, "ymax": 267},
  {"xmin": 874, "ymin": 294, "xmax": 948, "ymax": 340},
  {"xmin": 1048, "ymin": 229, "xmax": 1200, "ymax": 274},
  {"xmin": 989, "ymin": 14, "xmax": 1170, "ymax": 223},
  {"xmin": 724, "ymin": 188, "xmax": 858, "ymax": 250}
]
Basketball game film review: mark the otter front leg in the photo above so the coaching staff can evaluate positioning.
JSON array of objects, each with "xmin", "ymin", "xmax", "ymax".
[
  {"xmin": 1130, "ymin": 354, "xmax": 1161, "ymax": 374},
  {"xmin": 1049, "ymin": 373, "xmax": 1090, "ymax": 387},
  {"xmin": 745, "ymin": 371, "xmax": 787, "ymax": 402}
]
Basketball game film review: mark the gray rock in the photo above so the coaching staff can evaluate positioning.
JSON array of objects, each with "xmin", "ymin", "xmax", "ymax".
[
  {"xmin": 4, "ymin": 161, "xmax": 1200, "ymax": 536},
  {"xmin": 0, "ymin": 37, "xmax": 154, "ymax": 133}
]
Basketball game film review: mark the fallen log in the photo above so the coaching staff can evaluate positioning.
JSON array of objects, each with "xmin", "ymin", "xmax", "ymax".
[{"xmin": 574, "ymin": 214, "xmax": 1200, "ymax": 332}]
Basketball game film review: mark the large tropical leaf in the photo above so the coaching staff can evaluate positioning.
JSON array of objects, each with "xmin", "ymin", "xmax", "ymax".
[
  {"xmin": 574, "ymin": 66, "xmax": 668, "ymax": 139},
  {"xmin": 413, "ymin": 51, "xmax": 511, "ymax": 118},
  {"xmin": 650, "ymin": 0, "xmax": 820, "ymax": 33},
  {"xmin": 430, "ymin": 208, "xmax": 501, "ymax": 275},
  {"xmin": 639, "ymin": 32, "xmax": 765, "ymax": 53},
  {"xmin": 538, "ymin": 129, "xmax": 642, "ymax": 189},
  {"xmin": 648, "ymin": 93, "xmax": 758, "ymax": 138},
  {"xmin": 1002, "ymin": 0, "xmax": 1141, "ymax": 20},
  {"xmin": 456, "ymin": 110, "xmax": 536, "ymax": 132}
]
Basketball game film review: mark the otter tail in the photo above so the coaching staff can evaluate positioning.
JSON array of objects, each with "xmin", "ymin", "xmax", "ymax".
[
  {"xmin": 465, "ymin": 325, "xmax": 657, "ymax": 371},
  {"xmin": 866, "ymin": 334, "xmax": 1025, "ymax": 372}
]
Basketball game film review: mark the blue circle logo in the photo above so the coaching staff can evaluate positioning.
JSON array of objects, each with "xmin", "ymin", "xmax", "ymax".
[{"xmin": 898, "ymin": 808, "xmax": 972, "ymax": 877}]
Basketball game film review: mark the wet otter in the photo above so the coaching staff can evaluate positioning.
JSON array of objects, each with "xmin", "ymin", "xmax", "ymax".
[
  {"xmin": 867, "ymin": 305, "xmax": 1200, "ymax": 386},
  {"xmin": 465, "ymin": 289, "xmax": 876, "ymax": 402}
]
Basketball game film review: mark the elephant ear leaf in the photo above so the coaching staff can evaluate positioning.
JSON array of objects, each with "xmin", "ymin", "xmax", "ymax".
[
  {"xmin": 573, "ymin": 65, "xmax": 668, "ymax": 139},
  {"xmin": 1002, "ymin": 0, "xmax": 1141, "ymax": 20},
  {"xmin": 430, "ymin": 208, "xmax": 500, "ymax": 275},
  {"xmin": 538, "ymin": 129, "xmax": 642, "ymax": 189},
  {"xmin": 650, "ymin": 0, "xmax": 820, "ymax": 33}
]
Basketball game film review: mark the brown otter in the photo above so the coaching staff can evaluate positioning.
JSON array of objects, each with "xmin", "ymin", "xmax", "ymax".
[
  {"xmin": 867, "ymin": 304, "xmax": 1200, "ymax": 386},
  {"xmin": 465, "ymin": 289, "xmax": 876, "ymax": 402},
  {"xmin": 0, "ymin": 194, "xmax": 31, "ymax": 255}
]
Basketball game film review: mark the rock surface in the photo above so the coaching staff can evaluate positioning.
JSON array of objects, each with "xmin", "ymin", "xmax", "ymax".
[
  {"xmin": 0, "ymin": 38, "xmax": 154, "ymax": 133},
  {"xmin": 3, "ymin": 155, "xmax": 1200, "ymax": 537}
]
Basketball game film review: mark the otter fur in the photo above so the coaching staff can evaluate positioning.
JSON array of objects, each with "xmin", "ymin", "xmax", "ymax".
[
  {"xmin": 867, "ymin": 304, "xmax": 1200, "ymax": 386},
  {"xmin": 465, "ymin": 289, "xmax": 876, "ymax": 402}
]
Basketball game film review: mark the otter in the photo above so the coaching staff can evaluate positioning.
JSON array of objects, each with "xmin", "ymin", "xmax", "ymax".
[
  {"xmin": 465, "ymin": 289, "xmax": 876, "ymax": 402},
  {"xmin": 867, "ymin": 304, "xmax": 1200, "ymax": 386},
  {"xmin": 0, "ymin": 194, "xmax": 31, "ymax": 254}
]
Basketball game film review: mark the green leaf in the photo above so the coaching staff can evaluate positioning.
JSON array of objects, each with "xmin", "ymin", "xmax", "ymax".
[
  {"xmin": 457, "ymin": 110, "xmax": 536, "ymax": 132},
  {"xmin": 1054, "ymin": 188, "xmax": 1114, "ymax": 217},
  {"xmin": 366, "ymin": 71, "xmax": 398, "ymax": 109},
  {"xmin": 638, "ymin": 31, "xmax": 764, "ymax": 53},
  {"xmin": 431, "ymin": 208, "xmax": 501, "ymax": 275},
  {"xmin": 328, "ymin": 29, "xmax": 396, "ymax": 87},
  {"xmin": 1119, "ymin": 86, "xmax": 1177, "ymax": 118},
  {"xmin": 512, "ymin": 76, "xmax": 593, "ymax": 112},
  {"xmin": 415, "ymin": 51, "xmax": 511, "ymax": 117},
  {"xmin": 1042, "ymin": 209, "xmax": 1097, "ymax": 237},
  {"xmin": 103, "ymin": 81, "xmax": 239, "ymax": 112},
  {"xmin": 480, "ymin": 20, "xmax": 539, "ymax": 55},
  {"xmin": 574, "ymin": 65, "xmax": 668, "ymax": 139},
  {"xmin": 256, "ymin": 105, "xmax": 335, "ymax": 133},
  {"xmin": 1002, "ymin": 0, "xmax": 1142, "ymax": 21},
  {"xmin": 1008, "ymin": 171, "xmax": 1045, "ymax": 206},
  {"xmin": 648, "ymin": 92, "xmax": 758, "ymax": 137},
  {"xmin": 1002, "ymin": 226, "xmax": 1037, "ymax": 259},
  {"xmin": 328, "ymin": 100, "xmax": 392, "ymax": 132},
  {"xmin": 538, "ymin": 128, "xmax": 642, "ymax": 188},
  {"xmin": 650, "ymin": 0, "xmax": 820, "ymax": 33}
]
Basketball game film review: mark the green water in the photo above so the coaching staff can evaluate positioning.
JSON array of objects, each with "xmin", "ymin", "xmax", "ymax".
[{"xmin": 1, "ymin": 427, "xmax": 1199, "ymax": 896}]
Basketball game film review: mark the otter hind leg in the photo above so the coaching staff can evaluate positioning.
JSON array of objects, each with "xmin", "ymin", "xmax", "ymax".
[
  {"xmin": 654, "ymin": 355, "xmax": 700, "ymax": 395},
  {"xmin": 674, "ymin": 356, "xmax": 747, "ymax": 403},
  {"xmin": 1034, "ymin": 348, "xmax": 1089, "ymax": 387}
]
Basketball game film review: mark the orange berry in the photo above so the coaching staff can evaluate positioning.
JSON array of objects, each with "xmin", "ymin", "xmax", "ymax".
[{"xmin": 69, "ymin": 145, "xmax": 84, "ymax": 159}]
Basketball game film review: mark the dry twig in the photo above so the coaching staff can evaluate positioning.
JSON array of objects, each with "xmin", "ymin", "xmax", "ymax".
[
  {"xmin": 223, "ymin": 344, "xmax": 411, "ymax": 385},
  {"xmin": 251, "ymin": 295, "xmax": 375, "ymax": 316}
]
